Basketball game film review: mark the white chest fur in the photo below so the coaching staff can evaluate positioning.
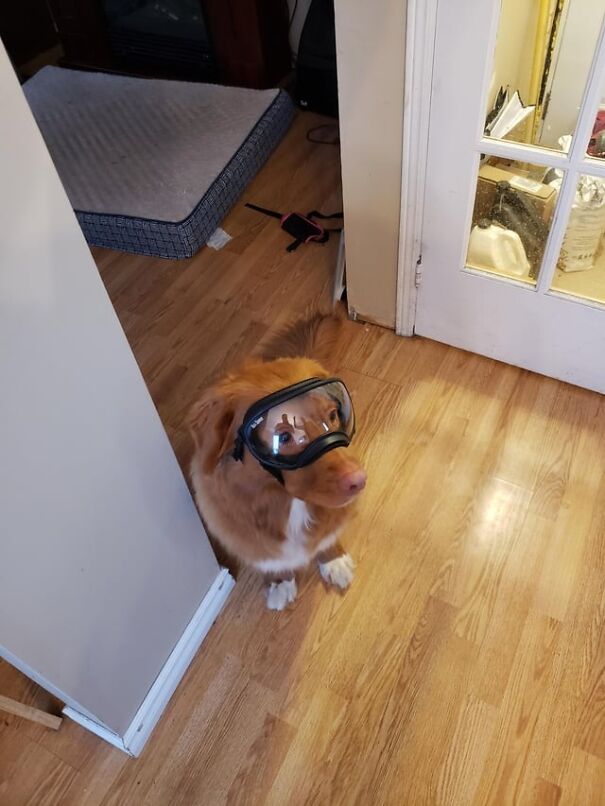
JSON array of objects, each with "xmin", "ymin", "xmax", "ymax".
[{"xmin": 254, "ymin": 499, "xmax": 338, "ymax": 574}]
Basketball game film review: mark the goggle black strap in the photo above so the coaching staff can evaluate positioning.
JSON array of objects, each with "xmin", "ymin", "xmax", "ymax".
[
  {"xmin": 260, "ymin": 463, "xmax": 285, "ymax": 485},
  {"xmin": 233, "ymin": 434, "xmax": 285, "ymax": 485},
  {"xmin": 233, "ymin": 432, "xmax": 245, "ymax": 462}
]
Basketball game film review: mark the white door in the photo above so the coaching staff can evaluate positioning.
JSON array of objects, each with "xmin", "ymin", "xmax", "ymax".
[{"xmin": 415, "ymin": 0, "xmax": 605, "ymax": 394}]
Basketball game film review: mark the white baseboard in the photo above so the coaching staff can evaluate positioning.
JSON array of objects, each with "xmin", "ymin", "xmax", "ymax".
[
  {"xmin": 64, "ymin": 568, "xmax": 235, "ymax": 756},
  {"xmin": 62, "ymin": 707, "xmax": 129, "ymax": 752},
  {"xmin": 332, "ymin": 230, "xmax": 346, "ymax": 305}
]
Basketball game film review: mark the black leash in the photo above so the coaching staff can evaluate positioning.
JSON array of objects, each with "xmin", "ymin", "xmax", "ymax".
[
  {"xmin": 244, "ymin": 202, "xmax": 283, "ymax": 220},
  {"xmin": 245, "ymin": 202, "xmax": 343, "ymax": 252}
]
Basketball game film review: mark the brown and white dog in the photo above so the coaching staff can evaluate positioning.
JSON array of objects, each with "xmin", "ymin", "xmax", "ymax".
[{"xmin": 188, "ymin": 312, "xmax": 366, "ymax": 609}]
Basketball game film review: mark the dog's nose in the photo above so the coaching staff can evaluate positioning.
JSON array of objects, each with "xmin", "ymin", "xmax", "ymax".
[{"xmin": 339, "ymin": 468, "xmax": 367, "ymax": 494}]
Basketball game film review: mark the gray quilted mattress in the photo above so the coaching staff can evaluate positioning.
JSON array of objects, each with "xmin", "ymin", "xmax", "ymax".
[{"xmin": 24, "ymin": 67, "xmax": 294, "ymax": 258}]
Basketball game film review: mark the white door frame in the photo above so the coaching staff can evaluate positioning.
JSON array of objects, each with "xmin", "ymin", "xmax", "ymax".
[{"xmin": 396, "ymin": 0, "xmax": 439, "ymax": 336}]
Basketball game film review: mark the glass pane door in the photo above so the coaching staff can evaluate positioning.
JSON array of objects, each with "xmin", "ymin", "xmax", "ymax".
[
  {"xmin": 414, "ymin": 0, "xmax": 605, "ymax": 394},
  {"xmin": 461, "ymin": 0, "xmax": 605, "ymax": 311}
]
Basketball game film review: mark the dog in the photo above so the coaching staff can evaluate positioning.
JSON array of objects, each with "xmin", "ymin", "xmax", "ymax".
[{"xmin": 188, "ymin": 311, "xmax": 367, "ymax": 610}]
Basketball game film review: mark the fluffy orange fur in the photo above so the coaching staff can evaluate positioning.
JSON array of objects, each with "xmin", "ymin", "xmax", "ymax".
[{"xmin": 188, "ymin": 312, "xmax": 365, "ymax": 594}]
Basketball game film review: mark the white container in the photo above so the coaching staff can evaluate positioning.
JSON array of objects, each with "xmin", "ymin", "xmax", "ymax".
[{"xmin": 468, "ymin": 219, "xmax": 530, "ymax": 277}]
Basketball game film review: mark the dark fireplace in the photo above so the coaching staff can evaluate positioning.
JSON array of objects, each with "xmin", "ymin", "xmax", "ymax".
[{"xmin": 103, "ymin": 0, "xmax": 216, "ymax": 80}]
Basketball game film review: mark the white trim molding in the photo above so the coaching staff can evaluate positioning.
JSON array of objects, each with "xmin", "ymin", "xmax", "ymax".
[
  {"xmin": 333, "ymin": 231, "xmax": 346, "ymax": 306},
  {"xmin": 396, "ymin": 0, "xmax": 439, "ymax": 336},
  {"xmin": 64, "ymin": 568, "xmax": 235, "ymax": 756}
]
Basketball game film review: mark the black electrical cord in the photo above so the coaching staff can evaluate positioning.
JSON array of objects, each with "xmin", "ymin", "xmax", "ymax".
[{"xmin": 306, "ymin": 123, "xmax": 340, "ymax": 145}]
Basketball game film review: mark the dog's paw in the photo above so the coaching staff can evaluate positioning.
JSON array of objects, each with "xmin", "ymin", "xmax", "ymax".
[
  {"xmin": 319, "ymin": 554, "xmax": 355, "ymax": 589},
  {"xmin": 266, "ymin": 578, "xmax": 297, "ymax": 610}
]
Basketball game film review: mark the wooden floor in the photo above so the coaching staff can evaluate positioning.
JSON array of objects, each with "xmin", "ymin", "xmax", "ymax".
[{"xmin": 2, "ymin": 112, "xmax": 605, "ymax": 805}]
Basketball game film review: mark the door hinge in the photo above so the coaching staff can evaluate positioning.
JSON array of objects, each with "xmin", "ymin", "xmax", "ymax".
[{"xmin": 414, "ymin": 255, "xmax": 423, "ymax": 288}]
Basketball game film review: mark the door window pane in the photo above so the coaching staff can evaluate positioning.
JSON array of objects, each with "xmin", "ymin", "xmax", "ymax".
[
  {"xmin": 466, "ymin": 157, "xmax": 559, "ymax": 285},
  {"xmin": 485, "ymin": 0, "xmax": 605, "ymax": 153},
  {"xmin": 551, "ymin": 172, "xmax": 605, "ymax": 303}
]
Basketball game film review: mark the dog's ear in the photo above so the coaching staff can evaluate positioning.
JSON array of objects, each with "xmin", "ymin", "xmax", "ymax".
[{"xmin": 188, "ymin": 391, "xmax": 237, "ymax": 474}]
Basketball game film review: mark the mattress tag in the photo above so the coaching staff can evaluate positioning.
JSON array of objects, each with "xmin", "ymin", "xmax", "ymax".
[{"xmin": 207, "ymin": 228, "xmax": 232, "ymax": 250}]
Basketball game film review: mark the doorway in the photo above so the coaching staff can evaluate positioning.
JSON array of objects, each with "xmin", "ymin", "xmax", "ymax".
[{"xmin": 407, "ymin": 0, "xmax": 605, "ymax": 394}]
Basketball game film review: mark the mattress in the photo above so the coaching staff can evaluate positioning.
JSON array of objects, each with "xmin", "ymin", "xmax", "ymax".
[{"xmin": 24, "ymin": 67, "xmax": 294, "ymax": 258}]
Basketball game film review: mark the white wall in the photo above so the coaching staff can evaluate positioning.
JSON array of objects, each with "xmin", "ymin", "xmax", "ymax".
[
  {"xmin": 489, "ymin": 0, "xmax": 539, "ymax": 108},
  {"xmin": 334, "ymin": 0, "xmax": 406, "ymax": 328},
  {"xmin": 0, "ymin": 42, "xmax": 221, "ymax": 736}
]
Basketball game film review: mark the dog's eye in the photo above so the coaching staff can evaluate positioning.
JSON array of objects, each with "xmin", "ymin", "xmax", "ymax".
[
  {"xmin": 328, "ymin": 409, "xmax": 339, "ymax": 424},
  {"xmin": 278, "ymin": 431, "xmax": 292, "ymax": 445}
]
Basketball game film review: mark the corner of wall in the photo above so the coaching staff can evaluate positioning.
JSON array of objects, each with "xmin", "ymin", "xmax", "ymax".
[{"xmin": 334, "ymin": 0, "xmax": 407, "ymax": 331}]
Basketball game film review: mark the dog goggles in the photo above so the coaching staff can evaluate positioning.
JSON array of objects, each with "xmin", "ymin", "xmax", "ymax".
[{"xmin": 233, "ymin": 378, "xmax": 355, "ymax": 478}]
